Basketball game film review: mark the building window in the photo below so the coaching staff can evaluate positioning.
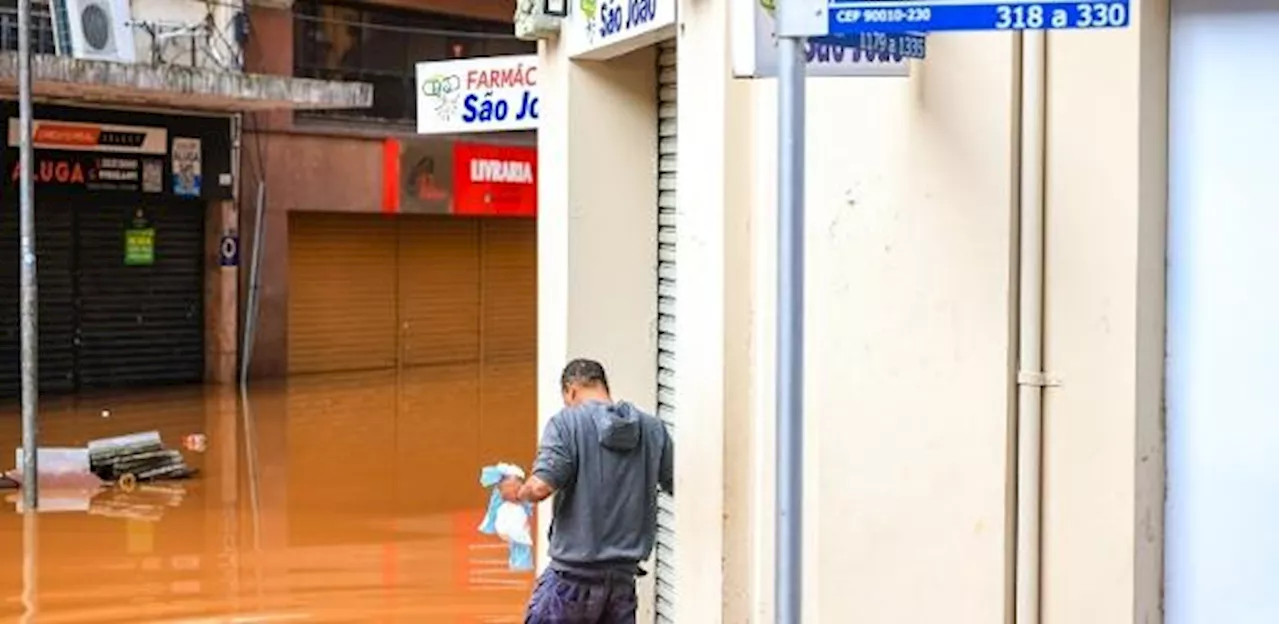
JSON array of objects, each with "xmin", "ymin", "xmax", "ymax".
[
  {"xmin": 293, "ymin": 0, "xmax": 534, "ymax": 125},
  {"xmin": 0, "ymin": 0, "xmax": 58, "ymax": 55}
]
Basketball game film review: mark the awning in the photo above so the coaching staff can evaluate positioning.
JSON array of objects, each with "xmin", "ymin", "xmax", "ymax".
[{"xmin": 0, "ymin": 52, "xmax": 372, "ymax": 113}]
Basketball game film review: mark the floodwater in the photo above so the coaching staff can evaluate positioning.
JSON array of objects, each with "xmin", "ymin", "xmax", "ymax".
[{"xmin": 0, "ymin": 367, "xmax": 538, "ymax": 623}]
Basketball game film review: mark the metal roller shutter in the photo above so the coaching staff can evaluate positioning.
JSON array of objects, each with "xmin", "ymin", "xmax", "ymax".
[
  {"xmin": 287, "ymin": 212, "xmax": 398, "ymax": 375},
  {"xmin": 478, "ymin": 217, "xmax": 537, "ymax": 466},
  {"xmin": 479, "ymin": 218, "xmax": 536, "ymax": 366},
  {"xmin": 397, "ymin": 216, "xmax": 481, "ymax": 367},
  {"xmin": 0, "ymin": 201, "xmax": 76, "ymax": 397},
  {"xmin": 654, "ymin": 39, "xmax": 678, "ymax": 624},
  {"xmin": 393, "ymin": 216, "xmax": 485, "ymax": 512},
  {"xmin": 75, "ymin": 203, "xmax": 204, "ymax": 389}
]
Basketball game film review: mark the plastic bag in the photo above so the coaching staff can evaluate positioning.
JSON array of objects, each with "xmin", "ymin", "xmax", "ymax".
[
  {"xmin": 478, "ymin": 462, "xmax": 535, "ymax": 571},
  {"xmin": 8, "ymin": 447, "xmax": 105, "ymax": 489},
  {"xmin": 6, "ymin": 447, "xmax": 107, "ymax": 513}
]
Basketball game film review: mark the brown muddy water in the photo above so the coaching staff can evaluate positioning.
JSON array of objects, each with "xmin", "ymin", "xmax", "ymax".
[{"xmin": 0, "ymin": 367, "xmax": 538, "ymax": 623}]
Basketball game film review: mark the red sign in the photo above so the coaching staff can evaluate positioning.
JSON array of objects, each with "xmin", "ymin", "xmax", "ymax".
[
  {"xmin": 381, "ymin": 137, "xmax": 455, "ymax": 216},
  {"xmin": 452, "ymin": 142, "xmax": 537, "ymax": 217}
]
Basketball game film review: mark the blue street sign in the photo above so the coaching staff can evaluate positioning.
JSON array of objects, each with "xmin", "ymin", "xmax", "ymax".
[
  {"xmin": 218, "ymin": 234, "xmax": 239, "ymax": 267},
  {"xmin": 814, "ymin": 31, "xmax": 928, "ymax": 60},
  {"xmin": 828, "ymin": 0, "xmax": 1131, "ymax": 34}
]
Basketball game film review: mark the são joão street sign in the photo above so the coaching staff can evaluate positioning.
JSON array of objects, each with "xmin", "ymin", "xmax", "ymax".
[{"xmin": 828, "ymin": 0, "xmax": 1131, "ymax": 34}]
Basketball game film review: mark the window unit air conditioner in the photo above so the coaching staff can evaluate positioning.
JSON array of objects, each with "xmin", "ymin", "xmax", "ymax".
[
  {"xmin": 514, "ymin": 0, "xmax": 563, "ymax": 41},
  {"xmin": 51, "ymin": 0, "xmax": 137, "ymax": 63}
]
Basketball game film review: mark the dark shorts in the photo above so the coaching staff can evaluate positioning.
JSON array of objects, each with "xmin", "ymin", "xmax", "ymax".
[{"xmin": 523, "ymin": 568, "xmax": 637, "ymax": 624}]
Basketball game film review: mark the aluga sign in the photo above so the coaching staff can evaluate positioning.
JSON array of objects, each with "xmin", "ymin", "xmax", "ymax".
[{"xmin": 415, "ymin": 55, "xmax": 539, "ymax": 135}]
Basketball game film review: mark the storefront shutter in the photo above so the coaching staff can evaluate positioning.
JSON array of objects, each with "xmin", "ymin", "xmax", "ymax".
[
  {"xmin": 287, "ymin": 212, "xmax": 398, "ymax": 375},
  {"xmin": 75, "ymin": 203, "xmax": 204, "ymax": 388},
  {"xmin": 478, "ymin": 217, "xmax": 537, "ymax": 467},
  {"xmin": 655, "ymin": 39, "xmax": 678, "ymax": 624},
  {"xmin": 397, "ymin": 216, "xmax": 481, "ymax": 368},
  {"xmin": 0, "ymin": 201, "xmax": 75, "ymax": 396}
]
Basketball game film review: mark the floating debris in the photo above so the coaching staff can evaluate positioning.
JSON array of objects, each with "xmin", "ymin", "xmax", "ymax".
[
  {"xmin": 88, "ymin": 431, "xmax": 196, "ymax": 484},
  {"xmin": 182, "ymin": 434, "xmax": 207, "ymax": 453}
]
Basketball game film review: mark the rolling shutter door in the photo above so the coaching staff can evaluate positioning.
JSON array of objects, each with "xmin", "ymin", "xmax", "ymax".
[
  {"xmin": 0, "ymin": 201, "xmax": 75, "ymax": 397},
  {"xmin": 397, "ymin": 216, "xmax": 480, "ymax": 368},
  {"xmin": 287, "ymin": 213, "xmax": 397, "ymax": 375},
  {"xmin": 478, "ymin": 217, "xmax": 537, "ymax": 466},
  {"xmin": 654, "ymin": 40, "xmax": 678, "ymax": 624},
  {"xmin": 75, "ymin": 203, "xmax": 204, "ymax": 388}
]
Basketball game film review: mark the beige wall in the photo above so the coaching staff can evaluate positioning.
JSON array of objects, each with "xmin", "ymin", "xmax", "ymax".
[
  {"xmin": 534, "ymin": 35, "xmax": 660, "ymax": 618},
  {"xmin": 537, "ymin": 1, "xmax": 1168, "ymax": 622},
  {"xmin": 1040, "ymin": 3, "xmax": 1168, "ymax": 621},
  {"xmin": 537, "ymin": 2, "xmax": 757, "ymax": 622},
  {"xmin": 748, "ymin": 34, "xmax": 1022, "ymax": 623}
]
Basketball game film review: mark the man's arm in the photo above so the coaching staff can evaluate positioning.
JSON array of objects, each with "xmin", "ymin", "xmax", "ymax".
[
  {"xmin": 519, "ymin": 412, "xmax": 576, "ymax": 503},
  {"xmin": 659, "ymin": 424, "xmax": 674, "ymax": 496}
]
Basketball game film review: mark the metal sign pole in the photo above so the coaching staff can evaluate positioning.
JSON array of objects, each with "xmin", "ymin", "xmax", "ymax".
[
  {"xmin": 17, "ymin": 0, "xmax": 40, "ymax": 509},
  {"xmin": 775, "ymin": 1, "xmax": 808, "ymax": 620}
]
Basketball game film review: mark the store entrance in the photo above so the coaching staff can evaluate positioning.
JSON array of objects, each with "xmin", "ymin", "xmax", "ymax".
[{"xmin": 0, "ymin": 200, "xmax": 205, "ymax": 398}]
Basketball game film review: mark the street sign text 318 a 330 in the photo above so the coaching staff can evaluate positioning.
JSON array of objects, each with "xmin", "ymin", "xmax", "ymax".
[{"xmin": 829, "ymin": 0, "xmax": 1131, "ymax": 34}]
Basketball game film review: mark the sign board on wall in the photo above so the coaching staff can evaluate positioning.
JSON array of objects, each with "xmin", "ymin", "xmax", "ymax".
[
  {"xmin": 1, "ymin": 104, "xmax": 234, "ymax": 201},
  {"xmin": 416, "ymin": 55, "xmax": 539, "ymax": 135},
  {"xmin": 8, "ymin": 120, "xmax": 168, "ymax": 154},
  {"xmin": 731, "ymin": 0, "xmax": 913, "ymax": 77},
  {"xmin": 564, "ymin": 0, "xmax": 676, "ymax": 59},
  {"xmin": 385, "ymin": 137, "xmax": 456, "ymax": 214},
  {"xmin": 124, "ymin": 209, "xmax": 155, "ymax": 266},
  {"xmin": 383, "ymin": 138, "xmax": 537, "ymax": 217},
  {"xmin": 171, "ymin": 137, "xmax": 203, "ymax": 197},
  {"xmin": 218, "ymin": 234, "xmax": 239, "ymax": 267},
  {"xmin": 453, "ymin": 142, "xmax": 537, "ymax": 217},
  {"xmin": 6, "ymin": 119, "xmax": 168, "ymax": 193},
  {"xmin": 824, "ymin": 0, "xmax": 1130, "ymax": 35}
]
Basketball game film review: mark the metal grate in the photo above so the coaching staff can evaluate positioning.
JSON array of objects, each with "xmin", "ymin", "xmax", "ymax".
[
  {"xmin": 654, "ymin": 38, "xmax": 677, "ymax": 624},
  {"xmin": 0, "ymin": 3, "xmax": 59, "ymax": 55},
  {"xmin": 0, "ymin": 202, "xmax": 75, "ymax": 396},
  {"xmin": 73, "ymin": 203, "xmax": 205, "ymax": 389},
  {"xmin": 0, "ymin": 202, "xmax": 205, "ymax": 398}
]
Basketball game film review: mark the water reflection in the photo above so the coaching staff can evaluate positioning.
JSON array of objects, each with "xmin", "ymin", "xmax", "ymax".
[
  {"xmin": 6, "ymin": 482, "xmax": 188, "ymax": 520},
  {"xmin": 0, "ymin": 364, "xmax": 536, "ymax": 622}
]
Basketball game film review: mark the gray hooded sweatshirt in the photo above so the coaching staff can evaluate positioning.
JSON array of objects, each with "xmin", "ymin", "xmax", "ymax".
[{"xmin": 532, "ymin": 399, "xmax": 674, "ymax": 572}]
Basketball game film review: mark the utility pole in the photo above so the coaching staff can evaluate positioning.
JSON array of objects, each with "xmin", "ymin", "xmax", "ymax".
[{"xmin": 17, "ymin": 0, "xmax": 40, "ymax": 509}]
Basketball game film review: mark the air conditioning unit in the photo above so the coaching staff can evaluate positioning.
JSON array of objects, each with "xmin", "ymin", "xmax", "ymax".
[
  {"xmin": 51, "ymin": 0, "xmax": 137, "ymax": 63},
  {"xmin": 513, "ymin": 0, "xmax": 562, "ymax": 41}
]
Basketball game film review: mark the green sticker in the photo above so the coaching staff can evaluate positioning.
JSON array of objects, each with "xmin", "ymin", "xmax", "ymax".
[{"xmin": 124, "ymin": 228, "xmax": 155, "ymax": 266}]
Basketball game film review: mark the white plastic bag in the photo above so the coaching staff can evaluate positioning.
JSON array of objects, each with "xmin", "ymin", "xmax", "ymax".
[
  {"xmin": 494, "ymin": 501, "xmax": 533, "ymax": 546},
  {"xmin": 8, "ymin": 447, "xmax": 105, "ymax": 489}
]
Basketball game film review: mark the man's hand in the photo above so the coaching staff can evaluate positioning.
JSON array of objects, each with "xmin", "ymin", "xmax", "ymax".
[
  {"xmin": 517, "ymin": 474, "xmax": 556, "ymax": 504},
  {"xmin": 498, "ymin": 476, "xmax": 522, "ymax": 502}
]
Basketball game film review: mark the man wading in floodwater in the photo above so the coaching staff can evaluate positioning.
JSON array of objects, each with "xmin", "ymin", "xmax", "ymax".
[{"xmin": 512, "ymin": 358, "xmax": 674, "ymax": 624}]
